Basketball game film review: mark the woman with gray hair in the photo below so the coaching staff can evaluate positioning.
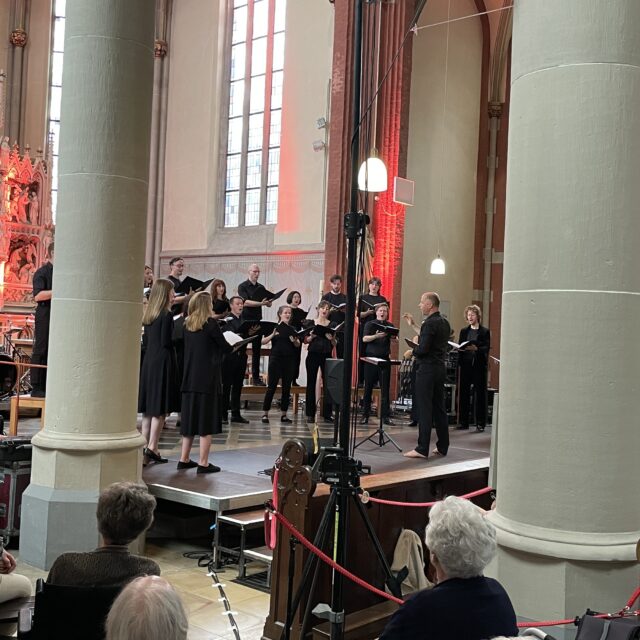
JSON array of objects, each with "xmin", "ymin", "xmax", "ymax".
[
  {"xmin": 106, "ymin": 576, "xmax": 188, "ymax": 640},
  {"xmin": 380, "ymin": 496, "xmax": 518, "ymax": 639}
]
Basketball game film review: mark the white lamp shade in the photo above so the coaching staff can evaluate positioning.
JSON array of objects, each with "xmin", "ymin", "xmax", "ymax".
[
  {"xmin": 430, "ymin": 256, "xmax": 446, "ymax": 275},
  {"xmin": 358, "ymin": 156, "xmax": 388, "ymax": 192}
]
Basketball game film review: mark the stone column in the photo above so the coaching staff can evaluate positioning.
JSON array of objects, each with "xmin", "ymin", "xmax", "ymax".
[
  {"xmin": 489, "ymin": 0, "xmax": 640, "ymax": 619},
  {"xmin": 7, "ymin": 0, "xmax": 28, "ymax": 146},
  {"xmin": 20, "ymin": 0, "xmax": 154, "ymax": 569}
]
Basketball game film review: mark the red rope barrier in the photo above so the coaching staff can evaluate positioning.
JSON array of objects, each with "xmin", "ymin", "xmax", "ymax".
[
  {"xmin": 361, "ymin": 485, "xmax": 493, "ymax": 507},
  {"xmin": 626, "ymin": 586, "xmax": 640, "ymax": 610},
  {"xmin": 269, "ymin": 505, "xmax": 640, "ymax": 631},
  {"xmin": 270, "ymin": 507, "xmax": 403, "ymax": 605}
]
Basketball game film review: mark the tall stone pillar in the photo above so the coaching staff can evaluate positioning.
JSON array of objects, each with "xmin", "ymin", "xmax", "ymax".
[
  {"xmin": 489, "ymin": 0, "xmax": 640, "ymax": 619},
  {"xmin": 20, "ymin": 0, "xmax": 154, "ymax": 569}
]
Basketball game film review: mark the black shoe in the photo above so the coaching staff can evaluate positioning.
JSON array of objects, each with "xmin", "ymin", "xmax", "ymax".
[
  {"xmin": 383, "ymin": 418, "xmax": 395, "ymax": 426},
  {"xmin": 253, "ymin": 379, "xmax": 266, "ymax": 386},
  {"xmin": 360, "ymin": 416, "xmax": 369, "ymax": 425},
  {"xmin": 144, "ymin": 448, "xmax": 168, "ymax": 464},
  {"xmin": 408, "ymin": 420, "xmax": 418, "ymax": 427},
  {"xmin": 281, "ymin": 416, "xmax": 292, "ymax": 423},
  {"xmin": 261, "ymin": 416, "xmax": 270, "ymax": 424},
  {"xmin": 230, "ymin": 415, "xmax": 249, "ymax": 424},
  {"xmin": 456, "ymin": 424, "xmax": 469, "ymax": 430},
  {"xmin": 476, "ymin": 425, "xmax": 485, "ymax": 432},
  {"xmin": 197, "ymin": 463, "xmax": 221, "ymax": 474},
  {"xmin": 221, "ymin": 415, "xmax": 229, "ymax": 425},
  {"xmin": 323, "ymin": 414, "xmax": 333, "ymax": 422},
  {"xmin": 292, "ymin": 380, "xmax": 299, "ymax": 387},
  {"xmin": 31, "ymin": 389, "xmax": 46, "ymax": 398},
  {"xmin": 177, "ymin": 459, "xmax": 198, "ymax": 470}
]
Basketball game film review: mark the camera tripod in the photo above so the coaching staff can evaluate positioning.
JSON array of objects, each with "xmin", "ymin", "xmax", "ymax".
[{"xmin": 279, "ymin": 447, "xmax": 405, "ymax": 640}]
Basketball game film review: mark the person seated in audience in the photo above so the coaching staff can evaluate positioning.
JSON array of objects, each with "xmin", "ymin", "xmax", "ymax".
[
  {"xmin": 379, "ymin": 495, "xmax": 518, "ymax": 640},
  {"xmin": 0, "ymin": 547, "xmax": 31, "ymax": 603},
  {"xmin": 106, "ymin": 575, "xmax": 188, "ymax": 640},
  {"xmin": 47, "ymin": 482, "xmax": 160, "ymax": 587}
]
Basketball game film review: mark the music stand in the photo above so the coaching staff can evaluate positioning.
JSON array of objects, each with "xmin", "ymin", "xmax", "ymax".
[{"xmin": 354, "ymin": 357, "xmax": 402, "ymax": 452}]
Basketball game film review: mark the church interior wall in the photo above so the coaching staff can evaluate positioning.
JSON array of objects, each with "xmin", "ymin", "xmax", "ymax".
[
  {"xmin": 401, "ymin": 0, "xmax": 483, "ymax": 334},
  {"xmin": 22, "ymin": 0, "xmax": 51, "ymax": 152},
  {"xmin": 160, "ymin": 0, "xmax": 333, "ymax": 313}
]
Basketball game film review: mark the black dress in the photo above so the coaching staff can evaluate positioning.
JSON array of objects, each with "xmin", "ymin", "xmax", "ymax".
[
  {"xmin": 181, "ymin": 318, "xmax": 232, "ymax": 437},
  {"xmin": 138, "ymin": 311, "xmax": 179, "ymax": 415}
]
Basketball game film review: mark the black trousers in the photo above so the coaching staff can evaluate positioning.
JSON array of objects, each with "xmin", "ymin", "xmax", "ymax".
[
  {"xmin": 410, "ymin": 360, "xmax": 418, "ymax": 422},
  {"xmin": 31, "ymin": 317, "xmax": 50, "ymax": 393},
  {"xmin": 335, "ymin": 333, "xmax": 345, "ymax": 360},
  {"xmin": 415, "ymin": 362, "xmax": 449, "ymax": 456},
  {"xmin": 305, "ymin": 351, "xmax": 332, "ymax": 419},
  {"xmin": 292, "ymin": 345, "xmax": 302, "ymax": 383},
  {"xmin": 222, "ymin": 352, "xmax": 247, "ymax": 417},
  {"xmin": 249, "ymin": 336, "xmax": 261, "ymax": 381},
  {"xmin": 362, "ymin": 362, "xmax": 390, "ymax": 418},
  {"xmin": 458, "ymin": 362, "xmax": 488, "ymax": 427},
  {"xmin": 263, "ymin": 356, "xmax": 294, "ymax": 413}
]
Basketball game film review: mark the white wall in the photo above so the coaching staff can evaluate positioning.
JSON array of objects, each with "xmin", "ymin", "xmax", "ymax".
[
  {"xmin": 273, "ymin": 0, "xmax": 333, "ymax": 248},
  {"xmin": 401, "ymin": 0, "xmax": 483, "ymax": 338},
  {"xmin": 162, "ymin": 0, "xmax": 333, "ymax": 256}
]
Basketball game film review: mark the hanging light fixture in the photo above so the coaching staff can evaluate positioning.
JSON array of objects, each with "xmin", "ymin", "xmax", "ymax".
[
  {"xmin": 430, "ymin": 0, "xmax": 452, "ymax": 276},
  {"xmin": 358, "ymin": 149, "xmax": 388, "ymax": 192},
  {"xmin": 430, "ymin": 255, "xmax": 446, "ymax": 275}
]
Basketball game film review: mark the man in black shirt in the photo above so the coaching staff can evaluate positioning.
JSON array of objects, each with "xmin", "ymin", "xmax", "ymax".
[
  {"xmin": 167, "ymin": 257, "xmax": 186, "ymax": 311},
  {"xmin": 237, "ymin": 263, "xmax": 272, "ymax": 385},
  {"xmin": 321, "ymin": 274, "xmax": 346, "ymax": 358},
  {"xmin": 405, "ymin": 292, "xmax": 451, "ymax": 459},
  {"xmin": 31, "ymin": 242, "xmax": 54, "ymax": 397},
  {"xmin": 220, "ymin": 296, "xmax": 250, "ymax": 423}
]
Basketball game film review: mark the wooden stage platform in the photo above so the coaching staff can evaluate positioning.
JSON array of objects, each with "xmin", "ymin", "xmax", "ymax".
[{"xmin": 142, "ymin": 428, "xmax": 491, "ymax": 515}]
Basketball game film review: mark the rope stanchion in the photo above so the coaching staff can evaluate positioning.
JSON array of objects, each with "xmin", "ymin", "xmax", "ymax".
[
  {"xmin": 360, "ymin": 485, "xmax": 493, "ymax": 507},
  {"xmin": 625, "ymin": 586, "xmax": 640, "ymax": 610},
  {"xmin": 268, "ymin": 504, "xmax": 403, "ymax": 606}
]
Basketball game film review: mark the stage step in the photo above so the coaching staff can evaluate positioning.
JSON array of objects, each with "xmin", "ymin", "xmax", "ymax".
[
  {"xmin": 213, "ymin": 508, "xmax": 267, "ymax": 576},
  {"xmin": 311, "ymin": 600, "xmax": 399, "ymax": 640},
  {"xmin": 242, "ymin": 545, "xmax": 273, "ymax": 589}
]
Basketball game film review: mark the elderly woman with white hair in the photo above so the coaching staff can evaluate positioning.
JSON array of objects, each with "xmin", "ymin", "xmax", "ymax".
[{"xmin": 379, "ymin": 496, "xmax": 518, "ymax": 640}]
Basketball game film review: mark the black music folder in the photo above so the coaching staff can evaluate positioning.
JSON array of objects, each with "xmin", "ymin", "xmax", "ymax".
[{"xmin": 174, "ymin": 276, "xmax": 214, "ymax": 296}]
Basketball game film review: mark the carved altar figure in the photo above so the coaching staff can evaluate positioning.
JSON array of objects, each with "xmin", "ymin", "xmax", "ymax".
[{"xmin": 28, "ymin": 190, "xmax": 39, "ymax": 224}]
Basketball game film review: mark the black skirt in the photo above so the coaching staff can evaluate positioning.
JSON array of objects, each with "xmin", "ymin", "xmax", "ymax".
[{"xmin": 181, "ymin": 391, "xmax": 223, "ymax": 437}]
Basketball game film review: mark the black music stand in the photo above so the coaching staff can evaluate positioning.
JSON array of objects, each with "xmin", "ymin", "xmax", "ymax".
[{"xmin": 354, "ymin": 357, "xmax": 402, "ymax": 452}]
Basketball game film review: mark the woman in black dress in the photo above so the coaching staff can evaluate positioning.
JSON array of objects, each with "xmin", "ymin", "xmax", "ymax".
[
  {"xmin": 457, "ymin": 305, "xmax": 490, "ymax": 431},
  {"xmin": 210, "ymin": 279, "xmax": 231, "ymax": 319},
  {"xmin": 287, "ymin": 290, "xmax": 307, "ymax": 385},
  {"xmin": 358, "ymin": 276, "xmax": 388, "ymax": 381},
  {"xmin": 138, "ymin": 279, "xmax": 179, "ymax": 463},
  {"xmin": 261, "ymin": 305, "xmax": 301, "ymax": 424},
  {"xmin": 304, "ymin": 301, "xmax": 336, "ymax": 423},
  {"xmin": 179, "ymin": 292, "xmax": 232, "ymax": 473}
]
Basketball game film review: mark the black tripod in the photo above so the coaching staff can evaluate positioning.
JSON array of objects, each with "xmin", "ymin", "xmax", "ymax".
[
  {"xmin": 279, "ymin": 449, "xmax": 405, "ymax": 640},
  {"xmin": 354, "ymin": 358, "xmax": 402, "ymax": 452}
]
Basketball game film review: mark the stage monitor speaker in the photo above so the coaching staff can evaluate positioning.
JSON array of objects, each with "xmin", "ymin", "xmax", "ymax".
[{"xmin": 324, "ymin": 358, "xmax": 344, "ymax": 407}]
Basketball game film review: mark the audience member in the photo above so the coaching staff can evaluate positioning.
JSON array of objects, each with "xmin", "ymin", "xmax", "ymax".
[
  {"xmin": 379, "ymin": 495, "xmax": 518, "ymax": 640},
  {"xmin": 47, "ymin": 482, "xmax": 160, "ymax": 587},
  {"xmin": 105, "ymin": 576, "xmax": 188, "ymax": 640}
]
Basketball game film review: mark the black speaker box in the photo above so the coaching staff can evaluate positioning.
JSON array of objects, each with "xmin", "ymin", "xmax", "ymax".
[{"xmin": 324, "ymin": 358, "xmax": 344, "ymax": 406}]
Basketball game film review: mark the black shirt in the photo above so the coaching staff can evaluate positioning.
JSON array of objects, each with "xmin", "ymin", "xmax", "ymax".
[
  {"xmin": 238, "ymin": 279, "xmax": 267, "ymax": 321},
  {"xmin": 270, "ymin": 325, "xmax": 299, "ymax": 358},
  {"xmin": 221, "ymin": 313, "xmax": 248, "ymax": 357},
  {"xmin": 32, "ymin": 261, "xmax": 53, "ymax": 322},
  {"xmin": 321, "ymin": 291, "xmax": 347, "ymax": 325},
  {"xmin": 307, "ymin": 322, "xmax": 336, "ymax": 356},
  {"xmin": 359, "ymin": 294, "xmax": 388, "ymax": 333},
  {"xmin": 414, "ymin": 311, "xmax": 450, "ymax": 365},
  {"xmin": 213, "ymin": 298, "xmax": 231, "ymax": 316},
  {"xmin": 290, "ymin": 307, "xmax": 308, "ymax": 330},
  {"xmin": 363, "ymin": 321, "xmax": 392, "ymax": 359}
]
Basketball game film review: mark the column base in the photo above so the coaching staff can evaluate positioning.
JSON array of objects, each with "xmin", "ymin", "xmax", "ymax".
[
  {"xmin": 20, "ymin": 485, "xmax": 100, "ymax": 570},
  {"xmin": 488, "ymin": 546, "xmax": 639, "ymax": 622}
]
